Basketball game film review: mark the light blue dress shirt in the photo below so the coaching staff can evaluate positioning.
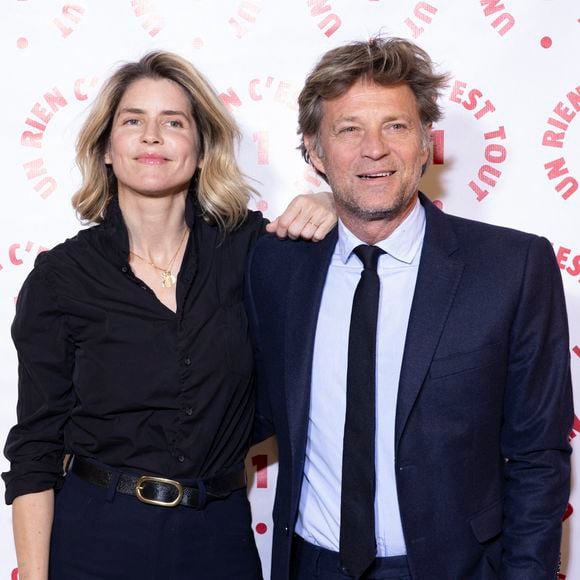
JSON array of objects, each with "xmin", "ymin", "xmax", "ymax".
[{"xmin": 295, "ymin": 199, "xmax": 426, "ymax": 557}]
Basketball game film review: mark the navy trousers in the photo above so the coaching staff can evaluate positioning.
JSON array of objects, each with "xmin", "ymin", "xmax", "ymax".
[
  {"xmin": 49, "ymin": 469, "xmax": 263, "ymax": 579},
  {"xmin": 290, "ymin": 536, "xmax": 411, "ymax": 580}
]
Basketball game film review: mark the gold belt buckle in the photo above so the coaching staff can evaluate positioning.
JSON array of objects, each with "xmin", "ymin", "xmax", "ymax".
[{"xmin": 136, "ymin": 475, "xmax": 184, "ymax": 507}]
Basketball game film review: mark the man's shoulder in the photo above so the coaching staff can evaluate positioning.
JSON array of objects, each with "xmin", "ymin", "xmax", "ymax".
[
  {"xmin": 254, "ymin": 233, "xmax": 312, "ymax": 258},
  {"xmin": 248, "ymin": 230, "xmax": 337, "ymax": 297},
  {"xmin": 433, "ymin": 205, "xmax": 541, "ymax": 255},
  {"xmin": 422, "ymin": 193, "xmax": 538, "ymax": 247},
  {"xmin": 250, "ymin": 236, "xmax": 311, "ymax": 285},
  {"xmin": 421, "ymin": 198, "xmax": 557, "ymax": 278},
  {"xmin": 447, "ymin": 212, "xmax": 534, "ymax": 239},
  {"xmin": 433, "ymin": 209, "xmax": 559, "ymax": 282},
  {"xmin": 252, "ymin": 228, "xmax": 336, "ymax": 264}
]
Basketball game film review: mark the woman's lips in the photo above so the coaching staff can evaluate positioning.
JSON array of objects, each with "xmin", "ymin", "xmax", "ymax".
[{"xmin": 136, "ymin": 154, "xmax": 168, "ymax": 165}]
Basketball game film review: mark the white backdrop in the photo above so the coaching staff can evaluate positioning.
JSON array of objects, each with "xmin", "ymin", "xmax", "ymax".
[{"xmin": 0, "ymin": 1, "xmax": 578, "ymax": 578}]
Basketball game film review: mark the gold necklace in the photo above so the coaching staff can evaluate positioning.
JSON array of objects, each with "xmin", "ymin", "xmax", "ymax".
[{"xmin": 129, "ymin": 227, "xmax": 189, "ymax": 288}]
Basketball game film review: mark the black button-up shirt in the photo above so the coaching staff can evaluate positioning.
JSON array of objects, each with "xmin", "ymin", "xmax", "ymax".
[{"xmin": 2, "ymin": 196, "xmax": 265, "ymax": 504}]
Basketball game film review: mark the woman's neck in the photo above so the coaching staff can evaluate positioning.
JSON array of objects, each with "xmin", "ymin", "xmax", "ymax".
[{"xmin": 119, "ymin": 191, "xmax": 189, "ymax": 263}]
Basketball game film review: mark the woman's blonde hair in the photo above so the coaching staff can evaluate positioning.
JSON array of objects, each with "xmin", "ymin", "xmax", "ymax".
[{"xmin": 72, "ymin": 51, "xmax": 255, "ymax": 230}]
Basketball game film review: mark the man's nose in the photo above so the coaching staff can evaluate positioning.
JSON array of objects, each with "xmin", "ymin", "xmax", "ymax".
[{"xmin": 360, "ymin": 128, "xmax": 390, "ymax": 159}]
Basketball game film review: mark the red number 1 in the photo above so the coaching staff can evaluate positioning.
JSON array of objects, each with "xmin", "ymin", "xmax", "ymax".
[{"xmin": 252, "ymin": 454, "xmax": 268, "ymax": 488}]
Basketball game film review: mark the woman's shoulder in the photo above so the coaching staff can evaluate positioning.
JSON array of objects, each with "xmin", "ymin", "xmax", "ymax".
[
  {"xmin": 30, "ymin": 223, "xmax": 105, "ymax": 280},
  {"xmin": 197, "ymin": 208, "xmax": 267, "ymax": 243},
  {"xmin": 36, "ymin": 226, "xmax": 93, "ymax": 261},
  {"xmin": 241, "ymin": 209, "xmax": 268, "ymax": 232}
]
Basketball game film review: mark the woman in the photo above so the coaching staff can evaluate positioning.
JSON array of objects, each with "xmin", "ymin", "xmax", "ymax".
[{"xmin": 2, "ymin": 51, "xmax": 335, "ymax": 579}]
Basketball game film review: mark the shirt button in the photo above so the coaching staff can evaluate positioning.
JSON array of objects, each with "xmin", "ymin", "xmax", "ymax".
[
  {"xmin": 184, "ymin": 357, "xmax": 191, "ymax": 366},
  {"xmin": 177, "ymin": 455, "xmax": 185, "ymax": 463},
  {"xmin": 121, "ymin": 265, "xmax": 128, "ymax": 273},
  {"xmin": 184, "ymin": 407, "xmax": 193, "ymax": 416}
]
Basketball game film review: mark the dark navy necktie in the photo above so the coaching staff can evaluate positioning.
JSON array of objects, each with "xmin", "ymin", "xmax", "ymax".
[{"xmin": 340, "ymin": 244, "xmax": 385, "ymax": 579}]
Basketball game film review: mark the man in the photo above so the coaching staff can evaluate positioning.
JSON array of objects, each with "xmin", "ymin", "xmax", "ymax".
[{"xmin": 246, "ymin": 37, "xmax": 573, "ymax": 579}]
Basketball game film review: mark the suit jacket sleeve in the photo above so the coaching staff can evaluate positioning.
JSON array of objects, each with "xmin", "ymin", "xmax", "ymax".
[
  {"xmin": 500, "ymin": 236, "xmax": 573, "ymax": 578},
  {"xmin": 245, "ymin": 242, "xmax": 276, "ymax": 445}
]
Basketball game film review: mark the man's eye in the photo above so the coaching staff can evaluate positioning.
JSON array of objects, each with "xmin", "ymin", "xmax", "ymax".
[{"xmin": 339, "ymin": 126, "xmax": 358, "ymax": 133}]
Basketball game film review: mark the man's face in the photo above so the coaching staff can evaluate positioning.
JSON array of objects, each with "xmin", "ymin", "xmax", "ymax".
[{"xmin": 306, "ymin": 80, "xmax": 430, "ymax": 225}]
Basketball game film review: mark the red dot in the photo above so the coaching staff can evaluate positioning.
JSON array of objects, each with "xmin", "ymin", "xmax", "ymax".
[
  {"xmin": 432, "ymin": 199, "xmax": 444, "ymax": 210},
  {"xmin": 562, "ymin": 502, "xmax": 574, "ymax": 522},
  {"xmin": 17, "ymin": 37, "xmax": 28, "ymax": 49},
  {"xmin": 192, "ymin": 37, "xmax": 204, "ymax": 49},
  {"xmin": 540, "ymin": 36, "xmax": 552, "ymax": 49},
  {"xmin": 255, "ymin": 522, "xmax": 268, "ymax": 534},
  {"xmin": 256, "ymin": 200, "xmax": 269, "ymax": 212}
]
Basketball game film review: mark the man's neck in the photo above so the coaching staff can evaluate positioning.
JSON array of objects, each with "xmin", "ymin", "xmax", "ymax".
[{"xmin": 337, "ymin": 194, "xmax": 419, "ymax": 245}]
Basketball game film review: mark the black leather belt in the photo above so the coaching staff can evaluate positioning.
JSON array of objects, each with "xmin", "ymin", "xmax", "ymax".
[{"xmin": 71, "ymin": 457, "xmax": 246, "ymax": 509}]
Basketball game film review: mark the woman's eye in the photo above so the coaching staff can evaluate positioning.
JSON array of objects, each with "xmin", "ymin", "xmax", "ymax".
[
  {"xmin": 123, "ymin": 118, "xmax": 140, "ymax": 126},
  {"xmin": 167, "ymin": 119, "xmax": 183, "ymax": 128}
]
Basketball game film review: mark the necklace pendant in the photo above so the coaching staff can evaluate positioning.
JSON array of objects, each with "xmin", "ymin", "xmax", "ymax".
[{"xmin": 161, "ymin": 270, "xmax": 176, "ymax": 288}]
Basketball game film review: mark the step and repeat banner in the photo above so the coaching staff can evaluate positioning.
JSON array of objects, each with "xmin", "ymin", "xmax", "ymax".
[{"xmin": 0, "ymin": 1, "xmax": 578, "ymax": 578}]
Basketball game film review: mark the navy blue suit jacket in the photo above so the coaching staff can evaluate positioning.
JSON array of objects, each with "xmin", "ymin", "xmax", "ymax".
[{"xmin": 246, "ymin": 194, "xmax": 573, "ymax": 579}]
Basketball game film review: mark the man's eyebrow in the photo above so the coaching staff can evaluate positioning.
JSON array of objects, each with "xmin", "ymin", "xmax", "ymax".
[
  {"xmin": 332, "ymin": 113, "xmax": 412, "ymax": 125},
  {"xmin": 333, "ymin": 116, "xmax": 361, "ymax": 124}
]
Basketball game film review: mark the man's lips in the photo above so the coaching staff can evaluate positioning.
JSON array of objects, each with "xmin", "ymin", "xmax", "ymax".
[
  {"xmin": 357, "ymin": 170, "xmax": 396, "ymax": 179},
  {"xmin": 136, "ymin": 154, "xmax": 168, "ymax": 164}
]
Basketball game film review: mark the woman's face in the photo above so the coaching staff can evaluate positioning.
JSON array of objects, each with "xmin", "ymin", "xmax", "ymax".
[{"xmin": 105, "ymin": 77, "xmax": 201, "ymax": 200}]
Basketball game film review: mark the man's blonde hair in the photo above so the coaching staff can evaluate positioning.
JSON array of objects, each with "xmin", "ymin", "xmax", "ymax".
[{"xmin": 298, "ymin": 36, "xmax": 449, "ymax": 169}]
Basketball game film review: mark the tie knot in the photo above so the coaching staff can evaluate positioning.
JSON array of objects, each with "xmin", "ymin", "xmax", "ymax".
[{"xmin": 353, "ymin": 244, "xmax": 384, "ymax": 271}]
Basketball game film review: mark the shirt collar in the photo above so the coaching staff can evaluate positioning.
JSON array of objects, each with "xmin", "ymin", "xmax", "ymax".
[{"xmin": 337, "ymin": 197, "xmax": 425, "ymax": 265}]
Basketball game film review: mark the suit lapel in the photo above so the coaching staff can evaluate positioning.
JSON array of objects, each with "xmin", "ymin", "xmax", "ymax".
[
  {"xmin": 395, "ymin": 194, "xmax": 465, "ymax": 449},
  {"xmin": 284, "ymin": 228, "xmax": 338, "ymax": 461}
]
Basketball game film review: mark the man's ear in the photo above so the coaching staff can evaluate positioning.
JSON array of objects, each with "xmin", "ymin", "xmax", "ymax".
[
  {"xmin": 422, "ymin": 123, "xmax": 433, "ymax": 164},
  {"xmin": 304, "ymin": 134, "xmax": 325, "ymax": 175}
]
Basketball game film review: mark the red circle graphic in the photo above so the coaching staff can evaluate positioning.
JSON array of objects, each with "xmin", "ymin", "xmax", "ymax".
[{"xmin": 255, "ymin": 522, "xmax": 268, "ymax": 534}]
